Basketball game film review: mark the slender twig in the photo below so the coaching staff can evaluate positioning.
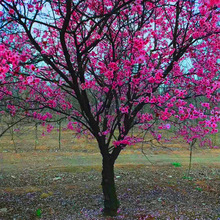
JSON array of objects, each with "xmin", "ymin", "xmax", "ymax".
[
  {"xmin": 0, "ymin": 117, "xmax": 27, "ymax": 138},
  {"xmin": 141, "ymin": 131, "xmax": 154, "ymax": 165},
  {"xmin": 58, "ymin": 120, "xmax": 62, "ymax": 150},
  {"xmin": 34, "ymin": 122, "xmax": 38, "ymax": 150}
]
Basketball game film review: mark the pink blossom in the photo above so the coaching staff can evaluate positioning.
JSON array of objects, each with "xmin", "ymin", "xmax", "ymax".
[
  {"xmin": 67, "ymin": 122, "xmax": 74, "ymax": 130},
  {"xmin": 211, "ymin": 123, "xmax": 217, "ymax": 128},
  {"xmin": 102, "ymin": 130, "xmax": 110, "ymax": 135},
  {"xmin": 46, "ymin": 124, "xmax": 54, "ymax": 133},
  {"xmin": 208, "ymin": 0, "xmax": 220, "ymax": 7},
  {"xmin": 212, "ymin": 146, "xmax": 219, "ymax": 149},
  {"xmin": 165, "ymin": 124, "xmax": 171, "ymax": 130},
  {"xmin": 211, "ymin": 128, "xmax": 218, "ymax": 134},
  {"xmin": 108, "ymin": 62, "xmax": 118, "ymax": 71},
  {"xmin": 0, "ymin": 73, "xmax": 6, "ymax": 81},
  {"xmin": 8, "ymin": 9, "xmax": 14, "ymax": 15},
  {"xmin": 104, "ymin": 70, "xmax": 114, "ymax": 79},
  {"xmin": 119, "ymin": 106, "xmax": 129, "ymax": 114},
  {"xmin": 136, "ymin": 55, "xmax": 145, "ymax": 63},
  {"xmin": 28, "ymin": 4, "xmax": 34, "ymax": 12},
  {"xmin": 103, "ymin": 87, "xmax": 109, "ymax": 93},
  {"xmin": 30, "ymin": 64, "xmax": 36, "ymax": 71},
  {"xmin": 26, "ymin": 76, "xmax": 34, "ymax": 84}
]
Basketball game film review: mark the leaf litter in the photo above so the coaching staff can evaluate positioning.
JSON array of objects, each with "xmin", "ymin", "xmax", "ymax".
[{"xmin": 0, "ymin": 165, "xmax": 219, "ymax": 219}]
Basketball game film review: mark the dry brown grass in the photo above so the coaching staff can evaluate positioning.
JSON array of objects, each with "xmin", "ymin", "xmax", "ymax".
[
  {"xmin": 1, "ymin": 124, "xmax": 219, "ymax": 176},
  {"xmin": 1, "ymin": 123, "xmax": 219, "ymax": 154},
  {"xmin": 0, "ymin": 186, "xmax": 42, "ymax": 195}
]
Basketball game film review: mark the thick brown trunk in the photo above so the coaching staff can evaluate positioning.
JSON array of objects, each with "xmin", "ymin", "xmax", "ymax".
[{"xmin": 101, "ymin": 157, "xmax": 119, "ymax": 216}]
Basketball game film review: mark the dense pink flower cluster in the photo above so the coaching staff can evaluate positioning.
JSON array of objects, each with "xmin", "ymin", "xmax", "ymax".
[
  {"xmin": 0, "ymin": 44, "xmax": 20, "ymax": 82},
  {"xmin": 113, "ymin": 136, "xmax": 142, "ymax": 147}
]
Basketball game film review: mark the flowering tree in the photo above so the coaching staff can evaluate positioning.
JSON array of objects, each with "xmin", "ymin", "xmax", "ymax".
[{"xmin": 0, "ymin": 0, "xmax": 220, "ymax": 216}]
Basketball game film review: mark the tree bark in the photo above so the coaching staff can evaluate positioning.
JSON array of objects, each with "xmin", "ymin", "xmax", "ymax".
[
  {"xmin": 101, "ymin": 156, "xmax": 119, "ymax": 216},
  {"xmin": 35, "ymin": 123, "xmax": 38, "ymax": 150},
  {"xmin": 58, "ymin": 121, "xmax": 62, "ymax": 150}
]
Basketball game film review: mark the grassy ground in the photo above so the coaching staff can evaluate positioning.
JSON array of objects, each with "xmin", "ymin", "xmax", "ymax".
[
  {"xmin": 1, "ymin": 124, "xmax": 219, "ymax": 153},
  {"xmin": 0, "ymin": 126, "xmax": 220, "ymax": 219},
  {"xmin": 1, "ymin": 149, "xmax": 220, "ymax": 172}
]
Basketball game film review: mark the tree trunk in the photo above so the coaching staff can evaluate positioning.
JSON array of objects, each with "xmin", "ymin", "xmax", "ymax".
[
  {"xmin": 101, "ymin": 156, "xmax": 119, "ymax": 216},
  {"xmin": 35, "ymin": 123, "xmax": 38, "ymax": 150},
  {"xmin": 58, "ymin": 121, "xmax": 61, "ymax": 150}
]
